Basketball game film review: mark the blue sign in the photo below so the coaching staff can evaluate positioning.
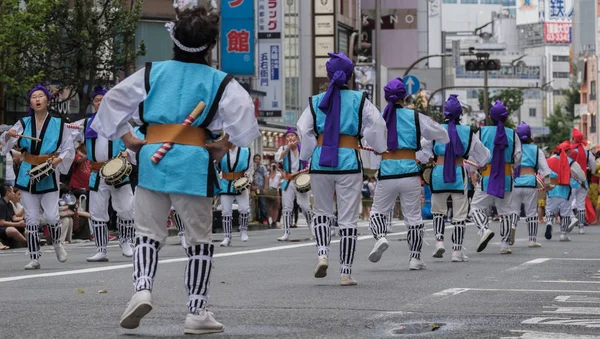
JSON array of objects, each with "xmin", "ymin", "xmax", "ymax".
[
  {"xmin": 402, "ymin": 75, "xmax": 421, "ymax": 95},
  {"xmin": 221, "ymin": 0, "xmax": 255, "ymax": 76}
]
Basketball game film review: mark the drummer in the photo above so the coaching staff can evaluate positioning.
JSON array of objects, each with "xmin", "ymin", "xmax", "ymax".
[
  {"xmin": 70, "ymin": 86, "xmax": 137, "ymax": 262},
  {"xmin": 217, "ymin": 143, "xmax": 252, "ymax": 246},
  {"xmin": 275, "ymin": 127, "xmax": 312, "ymax": 241},
  {"xmin": 1, "ymin": 84, "xmax": 75, "ymax": 270}
]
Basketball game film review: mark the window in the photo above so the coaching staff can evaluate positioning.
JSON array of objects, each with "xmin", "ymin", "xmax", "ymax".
[
  {"xmin": 467, "ymin": 89, "xmax": 480, "ymax": 98},
  {"xmin": 529, "ymin": 108, "xmax": 536, "ymax": 117},
  {"xmin": 552, "ymin": 72, "xmax": 570, "ymax": 78},
  {"xmin": 553, "ymin": 89, "xmax": 563, "ymax": 96},
  {"xmin": 591, "ymin": 81, "xmax": 597, "ymax": 100},
  {"xmin": 592, "ymin": 115, "xmax": 597, "ymax": 133},
  {"xmin": 480, "ymin": 0, "xmax": 501, "ymax": 4},
  {"xmin": 443, "ymin": 0, "xmax": 458, "ymax": 3},
  {"xmin": 582, "ymin": 95, "xmax": 588, "ymax": 104},
  {"xmin": 552, "ymin": 55, "xmax": 570, "ymax": 62},
  {"xmin": 502, "ymin": 0, "xmax": 516, "ymax": 5},
  {"xmin": 461, "ymin": 0, "xmax": 478, "ymax": 3}
]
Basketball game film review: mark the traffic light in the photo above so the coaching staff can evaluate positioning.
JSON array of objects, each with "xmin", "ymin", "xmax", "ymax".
[{"xmin": 465, "ymin": 59, "xmax": 501, "ymax": 71}]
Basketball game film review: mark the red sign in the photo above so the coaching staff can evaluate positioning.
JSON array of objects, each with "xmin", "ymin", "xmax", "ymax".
[
  {"xmin": 228, "ymin": 0, "xmax": 244, "ymax": 7},
  {"xmin": 544, "ymin": 22, "xmax": 571, "ymax": 43}
]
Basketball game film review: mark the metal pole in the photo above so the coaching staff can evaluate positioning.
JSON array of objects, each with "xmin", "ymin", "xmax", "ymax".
[
  {"xmin": 375, "ymin": 0, "xmax": 381, "ymax": 108},
  {"xmin": 483, "ymin": 69, "xmax": 489, "ymax": 122},
  {"xmin": 403, "ymin": 54, "xmax": 451, "ymax": 77},
  {"xmin": 441, "ymin": 31, "xmax": 446, "ymax": 104}
]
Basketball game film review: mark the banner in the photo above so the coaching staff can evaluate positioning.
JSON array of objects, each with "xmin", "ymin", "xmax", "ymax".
[
  {"xmin": 516, "ymin": 0, "xmax": 540, "ymax": 25},
  {"xmin": 257, "ymin": 0, "xmax": 281, "ymax": 39},
  {"xmin": 220, "ymin": 0, "xmax": 255, "ymax": 75},
  {"xmin": 544, "ymin": 22, "xmax": 572, "ymax": 43},
  {"xmin": 257, "ymin": 41, "xmax": 282, "ymax": 117}
]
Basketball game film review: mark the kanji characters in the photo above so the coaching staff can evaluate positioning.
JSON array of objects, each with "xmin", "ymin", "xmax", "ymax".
[{"xmin": 226, "ymin": 29, "xmax": 250, "ymax": 53}]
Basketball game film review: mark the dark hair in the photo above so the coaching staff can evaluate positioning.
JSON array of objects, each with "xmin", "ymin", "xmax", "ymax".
[
  {"xmin": 521, "ymin": 136, "xmax": 533, "ymax": 144},
  {"xmin": 253, "ymin": 154, "xmax": 262, "ymax": 160},
  {"xmin": 0, "ymin": 185, "xmax": 12, "ymax": 198},
  {"xmin": 173, "ymin": 7, "xmax": 220, "ymax": 64}
]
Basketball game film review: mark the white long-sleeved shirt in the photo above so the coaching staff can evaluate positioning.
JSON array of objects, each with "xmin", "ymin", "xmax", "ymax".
[
  {"xmin": 417, "ymin": 129, "xmax": 489, "ymax": 168},
  {"xmin": 296, "ymin": 99, "xmax": 387, "ymax": 161},
  {"xmin": 71, "ymin": 118, "xmax": 137, "ymax": 165},
  {"xmin": 275, "ymin": 145, "xmax": 301, "ymax": 173},
  {"xmin": 90, "ymin": 67, "xmax": 260, "ymax": 148},
  {"xmin": 535, "ymin": 149, "xmax": 551, "ymax": 178}
]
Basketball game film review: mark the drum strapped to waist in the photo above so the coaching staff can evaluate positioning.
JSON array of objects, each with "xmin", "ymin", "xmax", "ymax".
[
  {"xmin": 222, "ymin": 171, "xmax": 245, "ymax": 181},
  {"xmin": 294, "ymin": 173, "xmax": 311, "ymax": 193},
  {"xmin": 233, "ymin": 177, "xmax": 250, "ymax": 193},
  {"xmin": 480, "ymin": 163, "xmax": 513, "ymax": 177},
  {"xmin": 90, "ymin": 161, "xmax": 105, "ymax": 173},
  {"xmin": 382, "ymin": 149, "xmax": 416, "ymax": 161},
  {"xmin": 435, "ymin": 156, "xmax": 464, "ymax": 166},
  {"xmin": 99, "ymin": 156, "xmax": 132, "ymax": 186},
  {"xmin": 23, "ymin": 152, "xmax": 58, "ymax": 166},
  {"xmin": 145, "ymin": 124, "xmax": 207, "ymax": 147},
  {"xmin": 519, "ymin": 167, "xmax": 536, "ymax": 175},
  {"xmin": 316, "ymin": 134, "xmax": 359, "ymax": 149}
]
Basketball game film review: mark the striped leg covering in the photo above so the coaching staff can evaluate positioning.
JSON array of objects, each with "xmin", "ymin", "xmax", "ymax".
[
  {"xmin": 451, "ymin": 220, "xmax": 466, "ymax": 251},
  {"xmin": 369, "ymin": 213, "xmax": 388, "ymax": 240},
  {"xmin": 432, "ymin": 213, "xmax": 445, "ymax": 241},
  {"xmin": 545, "ymin": 210, "xmax": 554, "ymax": 225},
  {"xmin": 560, "ymin": 216, "xmax": 569, "ymax": 234},
  {"xmin": 471, "ymin": 209, "xmax": 489, "ymax": 232},
  {"xmin": 527, "ymin": 216, "xmax": 538, "ymax": 242},
  {"xmin": 407, "ymin": 224, "xmax": 424, "ymax": 259},
  {"xmin": 500, "ymin": 215, "xmax": 511, "ymax": 243},
  {"xmin": 48, "ymin": 222, "xmax": 62, "ymax": 245},
  {"xmin": 510, "ymin": 213, "xmax": 519, "ymax": 229},
  {"xmin": 577, "ymin": 209, "xmax": 585, "ymax": 228},
  {"xmin": 339, "ymin": 227, "xmax": 358, "ymax": 275},
  {"xmin": 26, "ymin": 224, "xmax": 41, "ymax": 260},
  {"xmin": 221, "ymin": 215, "xmax": 232, "ymax": 239},
  {"xmin": 239, "ymin": 212, "xmax": 249, "ymax": 233},
  {"xmin": 302, "ymin": 210, "xmax": 313, "ymax": 229},
  {"xmin": 92, "ymin": 220, "xmax": 109, "ymax": 253},
  {"xmin": 118, "ymin": 218, "xmax": 135, "ymax": 245},
  {"xmin": 132, "ymin": 236, "xmax": 160, "ymax": 291},
  {"xmin": 173, "ymin": 210, "xmax": 185, "ymax": 237},
  {"xmin": 282, "ymin": 211, "xmax": 293, "ymax": 235},
  {"xmin": 185, "ymin": 243, "xmax": 214, "ymax": 314},
  {"xmin": 312, "ymin": 215, "xmax": 331, "ymax": 257}
]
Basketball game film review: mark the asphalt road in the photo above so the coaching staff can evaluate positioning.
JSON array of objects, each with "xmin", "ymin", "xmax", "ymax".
[{"xmin": 1, "ymin": 218, "xmax": 599, "ymax": 339}]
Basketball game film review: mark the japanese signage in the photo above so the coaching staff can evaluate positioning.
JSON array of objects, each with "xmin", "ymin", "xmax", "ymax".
[
  {"xmin": 257, "ymin": 0, "xmax": 281, "ymax": 39},
  {"xmin": 354, "ymin": 65, "xmax": 375, "ymax": 102},
  {"xmin": 257, "ymin": 41, "xmax": 282, "ymax": 117},
  {"xmin": 312, "ymin": 0, "xmax": 336, "ymax": 95},
  {"xmin": 543, "ymin": 0, "xmax": 573, "ymax": 22},
  {"xmin": 220, "ymin": 0, "xmax": 255, "ymax": 75},
  {"xmin": 516, "ymin": 0, "xmax": 540, "ymax": 26},
  {"xmin": 456, "ymin": 65, "xmax": 541, "ymax": 80},
  {"xmin": 544, "ymin": 22, "xmax": 571, "ymax": 43},
  {"xmin": 314, "ymin": 0, "xmax": 334, "ymax": 14}
]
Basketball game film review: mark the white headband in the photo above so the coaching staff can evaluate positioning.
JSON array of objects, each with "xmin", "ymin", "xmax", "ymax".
[{"xmin": 165, "ymin": 22, "xmax": 209, "ymax": 53}]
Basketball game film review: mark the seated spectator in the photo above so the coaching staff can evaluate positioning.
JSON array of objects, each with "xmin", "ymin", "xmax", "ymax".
[
  {"xmin": 0, "ymin": 185, "xmax": 26, "ymax": 248},
  {"xmin": 9, "ymin": 187, "xmax": 24, "ymax": 220}
]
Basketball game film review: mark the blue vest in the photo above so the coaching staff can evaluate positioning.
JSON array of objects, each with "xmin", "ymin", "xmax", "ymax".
[
  {"xmin": 218, "ymin": 147, "xmax": 250, "ymax": 195},
  {"xmin": 548, "ymin": 169, "xmax": 571, "ymax": 200},
  {"xmin": 84, "ymin": 118, "xmax": 130, "ymax": 191},
  {"xmin": 480, "ymin": 126, "xmax": 516, "ymax": 193},
  {"xmin": 15, "ymin": 115, "xmax": 64, "ymax": 194},
  {"xmin": 137, "ymin": 61, "xmax": 232, "ymax": 197},
  {"xmin": 514, "ymin": 144, "xmax": 539, "ymax": 188},
  {"xmin": 430, "ymin": 124, "xmax": 472, "ymax": 193},
  {"xmin": 308, "ymin": 89, "xmax": 366, "ymax": 174},
  {"xmin": 568, "ymin": 156, "xmax": 582, "ymax": 189},
  {"xmin": 378, "ymin": 107, "xmax": 422, "ymax": 180},
  {"xmin": 281, "ymin": 146, "xmax": 305, "ymax": 191}
]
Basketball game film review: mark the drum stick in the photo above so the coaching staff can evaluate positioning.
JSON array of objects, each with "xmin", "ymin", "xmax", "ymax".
[
  {"xmin": 65, "ymin": 124, "xmax": 84, "ymax": 130},
  {"xmin": 151, "ymin": 101, "xmax": 207, "ymax": 164},
  {"xmin": 18, "ymin": 135, "xmax": 42, "ymax": 142},
  {"xmin": 463, "ymin": 159, "xmax": 480, "ymax": 168},
  {"xmin": 359, "ymin": 146, "xmax": 388, "ymax": 155}
]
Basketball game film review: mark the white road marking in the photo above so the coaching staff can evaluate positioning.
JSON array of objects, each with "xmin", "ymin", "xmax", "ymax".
[
  {"xmin": 507, "ymin": 258, "xmax": 550, "ymax": 271},
  {"xmin": 503, "ymin": 330, "xmax": 600, "ymax": 338},
  {"xmin": 523, "ymin": 317, "xmax": 600, "ymax": 328},
  {"xmin": 432, "ymin": 288, "xmax": 600, "ymax": 295},
  {"xmin": 431, "ymin": 288, "xmax": 470, "ymax": 297},
  {"xmin": 544, "ymin": 307, "xmax": 600, "ymax": 315},
  {"xmin": 554, "ymin": 296, "xmax": 600, "ymax": 303},
  {"xmin": 537, "ymin": 280, "xmax": 600, "ymax": 284}
]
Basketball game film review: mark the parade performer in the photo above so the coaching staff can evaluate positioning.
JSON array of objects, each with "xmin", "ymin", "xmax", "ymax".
[
  {"xmin": 297, "ymin": 52, "xmax": 387, "ymax": 285},
  {"xmin": 366, "ymin": 79, "xmax": 449, "ymax": 270},
  {"xmin": 417, "ymin": 94, "xmax": 488, "ymax": 263},
  {"xmin": 217, "ymin": 143, "xmax": 252, "ymax": 246},
  {"xmin": 71, "ymin": 86, "xmax": 136, "ymax": 262},
  {"xmin": 509, "ymin": 122, "xmax": 551, "ymax": 248},
  {"xmin": 275, "ymin": 128, "xmax": 312, "ymax": 241},
  {"xmin": 469, "ymin": 100, "xmax": 521, "ymax": 254},
  {"xmin": 91, "ymin": 7, "xmax": 259, "ymax": 334},
  {"xmin": 1, "ymin": 84, "xmax": 74, "ymax": 270},
  {"xmin": 570, "ymin": 128, "xmax": 596, "ymax": 233},
  {"xmin": 545, "ymin": 141, "xmax": 586, "ymax": 241}
]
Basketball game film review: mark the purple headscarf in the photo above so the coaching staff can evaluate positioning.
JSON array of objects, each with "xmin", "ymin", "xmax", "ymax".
[
  {"xmin": 487, "ymin": 100, "xmax": 509, "ymax": 198},
  {"xmin": 382, "ymin": 78, "xmax": 407, "ymax": 151},
  {"xmin": 86, "ymin": 86, "xmax": 108, "ymax": 139},
  {"xmin": 28, "ymin": 84, "xmax": 51, "ymax": 116},
  {"xmin": 513, "ymin": 121, "xmax": 531, "ymax": 178},
  {"xmin": 443, "ymin": 94, "xmax": 464, "ymax": 183},
  {"xmin": 317, "ymin": 52, "xmax": 354, "ymax": 167}
]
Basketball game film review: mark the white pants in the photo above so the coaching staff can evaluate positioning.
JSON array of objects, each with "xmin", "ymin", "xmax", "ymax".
[
  {"xmin": 22, "ymin": 190, "xmax": 60, "ymax": 226},
  {"xmin": 220, "ymin": 190, "xmax": 250, "ymax": 216},
  {"xmin": 571, "ymin": 187, "xmax": 587, "ymax": 211},
  {"xmin": 371, "ymin": 176, "xmax": 422, "ymax": 226},
  {"xmin": 134, "ymin": 187, "xmax": 213, "ymax": 246},
  {"xmin": 89, "ymin": 181, "xmax": 135, "ymax": 222},
  {"xmin": 432, "ymin": 189, "xmax": 469, "ymax": 222},
  {"xmin": 470, "ymin": 185, "xmax": 514, "ymax": 216},
  {"xmin": 282, "ymin": 182, "xmax": 312, "ymax": 213},
  {"xmin": 546, "ymin": 196, "xmax": 571, "ymax": 217},
  {"xmin": 511, "ymin": 187, "xmax": 538, "ymax": 218},
  {"xmin": 60, "ymin": 216, "xmax": 73, "ymax": 243},
  {"xmin": 311, "ymin": 173, "xmax": 361, "ymax": 229}
]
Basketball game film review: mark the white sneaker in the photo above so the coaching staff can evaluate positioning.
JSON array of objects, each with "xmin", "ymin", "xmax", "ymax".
[
  {"xmin": 219, "ymin": 237, "xmax": 231, "ymax": 247},
  {"xmin": 368, "ymin": 237, "xmax": 389, "ymax": 263},
  {"xmin": 477, "ymin": 229, "xmax": 495, "ymax": 253},
  {"xmin": 240, "ymin": 231, "xmax": 249, "ymax": 242},
  {"xmin": 559, "ymin": 234, "xmax": 571, "ymax": 242},
  {"xmin": 432, "ymin": 241, "xmax": 445, "ymax": 258},
  {"xmin": 451, "ymin": 250, "xmax": 469, "ymax": 262},
  {"xmin": 567, "ymin": 217, "xmax": 578, "ymax": 233},
  {"xmin": 268, "ymin": 217, "xmax": 273, "ymax": 225},
  {"xmin": 277, "ymin": 233, "xmax": 289, "ymax": 241},
  {"xmin": 120, "ymin": 290, "xmax": 153, "ymax": 329},
  {"xmin": 500, "ymin": 242, "xmax": 512, "ymax": 254},
  {"xmin": 409, "ymin": 257, "xmax": 426, "ymax": 270},
  {"xmin": 528, "ymin": 241, "xmax": 542, "ymax": 248},
  {"xmin": 24, "ymin": 259, "xmax": 40, "ymax": 270},
  {"xmin": 53, "ymin": 244, "xmax": 67, "ymax": 263},
  {"xmin": 120, "ymin": 243, "xmax": 133, "ymax": 257},
  {"xmin": 86, "ymin": 252, "xmax": 109, "ymax": 262},
  {"xmin": 183, "ymin": 310, "xmax": 224, "ymax": 335},
  {"xmin": 340, "ymin": 274, "xmax": 357, "ymax": 286},
  {"xmin": 579, "ymin": 228, "xmax": 585, "ymax": 235},
  {"xmin": 314, "ymin": 255, "xmax": 328, "ymax": 278}
]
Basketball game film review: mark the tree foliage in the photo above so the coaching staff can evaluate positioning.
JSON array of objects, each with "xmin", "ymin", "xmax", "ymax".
[{"xmin": 544, "ymin": 104, "xmax": 571, "ymax": 148}]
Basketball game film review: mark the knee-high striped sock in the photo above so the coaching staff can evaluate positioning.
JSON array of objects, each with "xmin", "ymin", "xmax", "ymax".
[
  {"xmin": 303, "ymin": 210, "xmax": 313, "ymax": 228},
  {"xmin": 239, "ymin": 212, "xmax": 249, "ymax": 232},
  {"xmin": 92, "ymin": 221, "xmax": 109, "ymax": 253},
  {"xmin": 26, "ymin": 224, "xmax": 41, "ymax": 260},
  {"xmin": 283, "ymin": 211, "xmax": 292, "ymax": 235},
  {"xmin": 560, "ymin": 216, "xmax": 569, "ymax": 234},
  {"xmin": 545, "ymin": 210, "xmax": 553, "ymax": 225},
  {"xmin": 577, "ymin": 209, "xmax": 585, "ymax": 228},
  {"xmin": 369, "ymin": 213, "xmax": 388, "ymax": 239},
  {"xmin": 433, "ymin": 213, "xmax": 445, "ymax": 241},
  {"xmin": 132, "ymin": 236, "xmax": 160, "ymax": 291},
  {"xmin": 312, "ymin": 215, "xmax": 330, "ymax": 257},
  {"xmin": 527, "ymin": 216, "xmax": 538, "ymax": 242},
  {"xmin": 118, "ymin": 218, "xmax": 135, "ymax": 245},
  {"xmin": 500, "ymin": 215, "xmax": 510, "ymax": 243},
  {"xmin": 185, "ymin": 243, "xmax": 213, "ymax": 314},
  {"xmin": 407, "ymin": 224, "xmax": 424, "ymax": 259},
  {"xmin": 510, "ymin": 213, "xmax": 519, "ymax": 229},
  {"xmin": 471, "ymin": 209, "xmax": 489, "ymax": 231},
  {"xmin": 173, "ymin": 211, "xmax": 185, "ymax": 237},
  {"xmin": 48, "ymin": 222, "xmax": 62, "ymax": 245},
  {"xmin": 451, "ymin": 220, "xmax": 466, "ymax": 251},
  {"xmin": 222, "ymin": 215, "xmax": 232, "ymax": 239},
  {"xmin": 339, "ymin": 227, "xmax": 358, "ymax": 275}
]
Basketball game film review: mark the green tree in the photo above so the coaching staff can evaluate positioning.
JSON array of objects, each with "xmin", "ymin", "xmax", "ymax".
[
  {"xmin": 560, "ymin": 63, "xmax": 579, "ymax": 120},
  {"xmin": 0, "ymin": 0, "xmax": 61, "ymax": 123},
  {"xmin": 478, "ymin": 88, "xmax": 524, "ymax": 129},
  {"xmin": 545, "ymin": 104, "xmax": 571, "ymax": 148}
]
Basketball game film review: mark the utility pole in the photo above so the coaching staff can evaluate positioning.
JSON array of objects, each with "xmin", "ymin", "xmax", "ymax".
[
  {"xmin": 483, "ymin": 69, "xmax": 489, "ymax": 120},
  {"xmin": 375, "ymin": 0, "xmax": 381, "ymax": 108}
]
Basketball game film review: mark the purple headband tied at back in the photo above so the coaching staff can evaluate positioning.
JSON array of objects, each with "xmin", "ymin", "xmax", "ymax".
[
  {"xmin": 382, "ymin": 78, "xmax": 407, "ymax": 151},
  {"xmin": 86, "ymin": 85, "xmax": 109, "ymax": 139},
  {"xmin": 487, "ymin": 100, "xmax": 509, "ymax": 198},
  {"xmin": 442, "ymin": 94, "xmax": 465, "ymax": 183}
]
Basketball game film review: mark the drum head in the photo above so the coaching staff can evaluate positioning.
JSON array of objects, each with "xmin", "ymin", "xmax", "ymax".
[
  {"xmin": 235, "ymin": 177, "xmax": 249, "ymax": 185},
  {"xmin": 295, "ymin": 174, "xmax": 310, "ymax": 186},
  {"xmin": 422, "ymin": 168, "xmax": 432, "ymax": 186},
  {"xmin": 101, "ymin": 158, "xmax": 125, "ymax": 177}
]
